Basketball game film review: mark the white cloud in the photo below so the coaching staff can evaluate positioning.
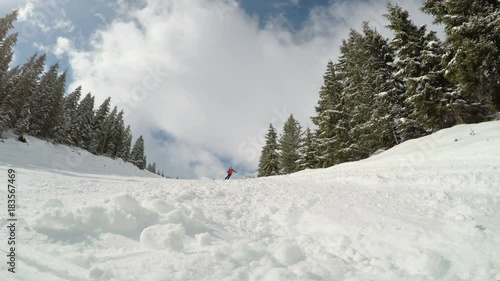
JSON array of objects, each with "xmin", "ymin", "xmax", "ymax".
[
  {"xmin": 54, "ymin": 16, "xmax": 75, "ymax": 33},
  {"xmin": 18, "ymin": 2, "xmax": 34, "ymax": 20},
  {"xmin": 33, "ymin": 42, "xmax": 51, "ymax": 52},
  {"xmin": 16, "ymin": 0, "xmax": 74, "ymax": 33},
  {"xmin": 53, "ymin": 37, "xmax": 71, "ymax": 57},
  {"xmin": 63, "ymin": 0, "xmax": 438, "ymax": 179}
]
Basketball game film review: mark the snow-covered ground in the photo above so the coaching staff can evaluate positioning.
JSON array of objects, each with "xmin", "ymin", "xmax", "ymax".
[
  {"xmin": 0, "ymin": 131, "xmax": 158, "ymax": 178},
  {"xmin": 0, "ymin": 122, "xmax": 499, "ymax": 281}
]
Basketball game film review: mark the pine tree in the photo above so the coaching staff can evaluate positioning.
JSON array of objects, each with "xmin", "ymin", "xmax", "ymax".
[
  {"xmin": 146, "ymin": 162, "xmax": 158, "ymax": 174},
  {"xmin": 384, "ymin": 3, "xmax": 425, "ymax": 142},
  {"xmin": 0, "ymin": 11, "xmax": 18, "ymax": 101},
  {"xmin": 311, "ymin": 61, "xmax": 350, "ymax": 167},
  {"xmin": 70, "ymin": 93, "xmax": 95, "ymax": 148},
  {"xmin": 386, "ymin": 3, "xmax": 491, "ymax": 138},
  {"xmin": 1, "ymin": 54, "xmax": 45, "ymax": 134},
  {"xmin": 89, "ymin": 97, "xmax": 111, "ymax": 154},
  {"xmin": 111, "ymin": 110, "xmax": 125, "ymax": 158},
  {"xmin": 278, "ymin": 114, "xmax": 302, "ymax": 174},
  {"xmin": 130, "ymin": 135, "xmax": 146, "ymax": 169},
  {"xmin": 14, "ymin": 106, "xmax": 30, "ymax": 136},
  {"xmin": 48, "ymin": 70, "xmax": 67, "ymax": 140},
  {"xmin": 99, "ymin": 106, "xmax": 117, "ymax": 155},
  {"xmin": 415, "ymin": 31, "xmax": 491, "ymax": 127},
  {"xmin": 359, "ymin": 23, "xmax": 397, "ymax": 153},
  {"xmin": 58, "ymin": 86, "xmax": 82, "ymax": 144},
  {"xmin": 336, "ymin": 24, "xmax": 395, "ymax": 160},
  {"xmin": 29, "ymin": 64, "xmax": 61, "ymax": 138},
  {"xmin": 297, "ymin": 127, "xmax": 318, "ymax": 170},
  {"xmin": 0, "ymin": 66, "xmax": 20, "ymax": 107},
  {"xmin": 117, "ymin": 125, "xmax": 132, "ymax": 161},
  {"xmin": 257, "ymin": 124, "xmax": 280, "ymax": 177},
  {"xmin": 422, "ymin": 0, "xmax": 500, "ymax": 109}
]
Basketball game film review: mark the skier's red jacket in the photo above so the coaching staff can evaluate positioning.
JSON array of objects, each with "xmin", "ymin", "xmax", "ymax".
[{"xmin": 227, "ymin": 168, "xmax": 236, "ymax": 175}]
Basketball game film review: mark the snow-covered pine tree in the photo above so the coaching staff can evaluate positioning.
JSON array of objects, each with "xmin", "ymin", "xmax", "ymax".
[
  {"xmin": 88, "ymin": 97, "xmax": 111, "ymax": 154},
  {"xmin": 415, "ymin": 31, "xmax": 491, "ymax": 127},
  {"xmin": 296, "ymin": 127, "xmax": 318, "ymax": 170},
  {"xmin": 311, "ymin": 60, "xmax": 335, "ymax": 167},
  {"xmin": 311, "ymin": 60, "xmax": 350, "ymax": 167},
  {"xmin": 58, "ymin": 86, "xmax": 82, "ymax": 144},
  {"xmin": 422, "ymin": 0, "xmax": 500, "ymax": 109},
  {"xmin": 117, "ymin": 125, "xmax": 132, "ymax": 161},
  {"xmin": 0, "ymin": 11, "xmax": 18, "ymax": 103},
  {"xmin": 26, "ymin": 64, "xmax": 60, "ymax": 138},
  {"xmin": 386, "ymin": 3, "xmax": 492, "ymax": 137},
  {"xmin": 130, "ymin": 135, "xmax": 146, "ymax": 169},
  {"xmin": 110, "ymin": 110, "xmax": 125, "ymax": 158},
  {"xmin": 14, "ymin": 106, "xmax": 30, "ymax": 137},
  {"xmin": 278, "ymin": 114, "xmax": 302, "ymax": 174},
  {"xmin": 359, "ymin": 23, "xmax": 397, "ymax": 155},
  {"xmin": 0, "ymin": 66, "xmax": 20, "ymax": 108},
  {"xmin": 70, "ymin": 93, "xmax": 95, "ymax": 148},
  {"xmin": 99, "ymin": 106, "xmax": 117, "ymax": 156},
  {"xmin": 257, "ymin": 124, "xmax": 280, "ymax": 177},
  {"xmin": 336, "ymin": 30, "xmax": 367, "ymax": 161},
  {"xmin": 383, "ymin": 3, "xmax": 425, "ymax": 143},
  {"xmin": 47, "ymin": 71, "xmax": 67, "ymax": 140},
  {"xmin": 336, "ymin": 24, "xmax": 394, "ymax": 160},
  {"xmin": 1, "ymin": 54, "xmax": 45, "ymax": 134}
]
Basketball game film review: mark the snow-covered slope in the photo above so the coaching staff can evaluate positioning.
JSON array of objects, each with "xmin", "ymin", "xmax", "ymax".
[
  {"xmin": 0, "ymin": 131, "xmax": 157, "ymax": 178},
  {"xmin": 0, "ymin": 122, "xmax": 499, "ymax": 281}
]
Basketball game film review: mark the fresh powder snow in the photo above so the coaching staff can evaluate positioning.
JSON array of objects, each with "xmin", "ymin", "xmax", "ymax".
[{"xmin": 0, "ymin": 122, "xmax": 499, "ymax": 281}]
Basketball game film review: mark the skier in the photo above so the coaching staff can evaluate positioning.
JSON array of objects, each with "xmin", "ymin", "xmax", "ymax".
[{"xmin": 225, "ymin": 168, "xmax": 237, "ymax": 180}]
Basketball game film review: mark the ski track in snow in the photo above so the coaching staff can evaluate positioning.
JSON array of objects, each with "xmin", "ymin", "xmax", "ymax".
[{"xmin": 1, "ymin": 122, "xmax": 500, "ymax": 281}]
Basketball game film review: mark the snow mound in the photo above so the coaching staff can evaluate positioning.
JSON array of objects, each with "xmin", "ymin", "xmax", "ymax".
[
  {"xmin": 162, "ymin": 209, "xmax": 209, "ymax": 236},
  {"xmin": 273, "ymin": 241, "xmax": 305, "ymax": 266},
  {"xmin": 41, "ymin": 198, "xmax": 65, "ymax": 209},
  {"xmin": 140, "ymin": 224, "xmax": 185, "ymax": 251},
  {"xmin": 31, "ymin": 194, "xmax": 159, "ymax": 240},
  {"xmin": 196, "ymin": 232, "xmax": 212, "ymax": 246},
  {"xmin": 142, "ymin": 198, "xmax": 176, "ymax": 213},
  {"xmin": 113, "ymin": 194, "xmax": 141, "ymax": 213}
]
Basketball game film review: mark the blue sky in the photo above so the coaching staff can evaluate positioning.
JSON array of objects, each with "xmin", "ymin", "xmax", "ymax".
[
  {"xmin": 239, "ymin": 0, "xmax": 330, "ymax": 28},
  {"xmin": 0, "ymin": 0, "xmax": 437, "ymax": 179}
]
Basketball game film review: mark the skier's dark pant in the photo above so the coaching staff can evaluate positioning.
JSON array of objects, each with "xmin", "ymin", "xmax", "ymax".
[{"xmin": 225, "ymin": 174, "xmax": 232, "ymax": 180}]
